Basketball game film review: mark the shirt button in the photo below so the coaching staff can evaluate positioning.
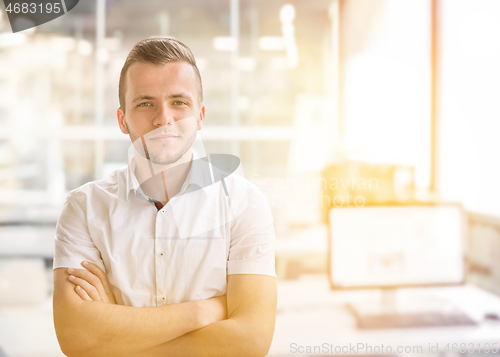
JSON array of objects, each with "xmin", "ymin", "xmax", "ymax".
[
  {"xmin": 159, "ymin": 252, "xmax": 164, "ymax": 256},
  {"xmin": 162, "ymin": 297, "xmax": 166, "ymax": 301},
  {"xmin": 160, "ymin": 210, "xmax": 165, "ymax": 214}
]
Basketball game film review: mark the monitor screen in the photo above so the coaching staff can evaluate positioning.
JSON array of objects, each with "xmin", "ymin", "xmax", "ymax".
[{"xmin": 329, "ymin": 204, "xmax": 465, "ymax": 289}]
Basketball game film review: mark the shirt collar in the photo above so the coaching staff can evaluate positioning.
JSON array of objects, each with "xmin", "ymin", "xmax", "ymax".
[
  {"xmin": 178, "ymin": 150, "xmax": 213, "ymax": 196},
  {"xmin": 126, "ymin": 149, "xmax": 211, "ymax": 202}
]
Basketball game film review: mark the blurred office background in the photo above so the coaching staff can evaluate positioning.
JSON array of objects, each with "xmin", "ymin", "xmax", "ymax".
[{"xmin": 1, "ymin": 0, "xmax": 500, "ymax": 356}]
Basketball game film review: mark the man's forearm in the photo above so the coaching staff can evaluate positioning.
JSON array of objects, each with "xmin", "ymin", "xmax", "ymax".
[
  {"xmin": 132, "ymin": 274, "xmax": 278, "ymax": 357},
  {"xmin": 55, "ymin": 298, "xmax": 209, "ymax": 357},
  {"xmin": 134, "ymin": 316, "xmax": 271, "ymax": 357}
]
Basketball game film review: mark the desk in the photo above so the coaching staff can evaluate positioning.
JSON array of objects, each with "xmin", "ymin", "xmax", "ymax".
[{"xmin": 269, "ymin": 278, "xmax": 500, "ymax": 356}]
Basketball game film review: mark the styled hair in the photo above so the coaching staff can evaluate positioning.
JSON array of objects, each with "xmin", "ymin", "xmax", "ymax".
[{"xmin": 118, "ymin": 37, "xmax": 203, "ymax": 113}]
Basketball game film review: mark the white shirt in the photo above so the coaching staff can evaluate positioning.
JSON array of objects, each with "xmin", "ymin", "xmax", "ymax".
[{"xmin": 53, "ymin": 150, "xmax": 276, "ymax": 307}]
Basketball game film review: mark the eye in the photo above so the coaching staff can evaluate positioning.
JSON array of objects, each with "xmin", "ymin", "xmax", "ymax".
[
  {"xmin": 138, "ymin": 102, "xmax": 152, "ymax": 107},
  {"xmin": 173, "ymin": 101, "xmax": 187, "ymax": 106}
]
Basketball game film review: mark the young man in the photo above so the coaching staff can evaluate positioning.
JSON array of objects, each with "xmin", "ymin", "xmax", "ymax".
[{"xmin": 52, "ymin": 38, "xmax": 277, "ymax": 357}]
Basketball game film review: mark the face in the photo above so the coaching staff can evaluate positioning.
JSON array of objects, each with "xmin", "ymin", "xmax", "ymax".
[{"xmin": 117, "ymin": 61, "xmax": 205, "ymax": 165}]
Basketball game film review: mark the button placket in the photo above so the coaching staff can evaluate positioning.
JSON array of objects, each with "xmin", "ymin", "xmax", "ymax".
[
  {"xmin": 155, "ymin": 207, "xmax": 168, "ymax": 306},
  {"xmin": 156, "ymin": 204, "xmax": 179, "ymax": 305}
]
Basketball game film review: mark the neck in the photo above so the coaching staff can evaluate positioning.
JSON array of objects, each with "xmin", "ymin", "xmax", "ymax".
[{"xmin": 133, "ymin": 148, "xmax": 194, "ymax": 205}]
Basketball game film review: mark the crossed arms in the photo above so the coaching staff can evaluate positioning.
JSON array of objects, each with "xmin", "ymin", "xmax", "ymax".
[{"xmin": 53, "ymin": 262, "xmax": 277, "ymax": 357}]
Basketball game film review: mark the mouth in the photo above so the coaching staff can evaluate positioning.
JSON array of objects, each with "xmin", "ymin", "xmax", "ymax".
[{"xmin": 149, "ymin": 134, "xmax": 179, "ymax": 143}]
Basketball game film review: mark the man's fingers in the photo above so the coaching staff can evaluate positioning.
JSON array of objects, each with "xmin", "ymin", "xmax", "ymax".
[
  {"xmin": 81, "ymin": 261, "xmax": 113, "ymax": 293},
  {"xmin": 68, "ymin": 274, "xmax": 102, "ymax": 301},
  {"xmin": 74, "ymin": 284, "xmax": 92, "ymax": 301},
  {"xmin": 66, "ymin": 264, "xmax": 117, "ymax": 304},
  {"xmin": 68, "ymin": 267, "xmax": 108, "ymax": 302},
  {"xmin": 81, "ymin": 261, "xmax": 116, "ymax": 303}
]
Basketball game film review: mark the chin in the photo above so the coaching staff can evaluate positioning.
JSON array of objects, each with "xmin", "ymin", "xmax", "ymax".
[{"xmin": 149, "ymin": 152, "xmax": 185, "ymax": 166}]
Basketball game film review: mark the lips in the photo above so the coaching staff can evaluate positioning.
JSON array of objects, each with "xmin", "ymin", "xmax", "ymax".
[{"xmin": 149, "ymin": 134, "xmax": 179, "ymax": 142}]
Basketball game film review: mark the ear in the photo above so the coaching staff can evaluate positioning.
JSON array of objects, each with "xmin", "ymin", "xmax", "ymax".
[
  {"xmin": 117, "ymin": 107, "xmax": 128, "ymax": 134},
  {"xmin": 197, "ymin": 105, "xmax": 206, "ymax": 131}
]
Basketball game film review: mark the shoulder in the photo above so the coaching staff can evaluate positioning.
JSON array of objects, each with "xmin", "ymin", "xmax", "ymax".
[
  {"xmin": 224, "ymin": 173, "xmax": 266, "ymax": 200},
  {"xmin": 65, "ymin": 166, "xmax": 127, "ymax": 203},
  {"xmin": 223, "ymin": 173, "xmax": 273, "ymax": 221}
]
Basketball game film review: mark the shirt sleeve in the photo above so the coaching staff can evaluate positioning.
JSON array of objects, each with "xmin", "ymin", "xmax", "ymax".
[
  {"xmin": 227, "ymin": 180, "xmax": 276, "ymax": 278},
  {"xmin": 53, "ymin": 190, "xmax": 106, "ymax": 273}
]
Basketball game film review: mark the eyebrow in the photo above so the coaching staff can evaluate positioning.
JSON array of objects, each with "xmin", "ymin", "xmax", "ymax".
[{"xmin": 131, "ymin": 93, "xmax": 193, "ymax": 104}]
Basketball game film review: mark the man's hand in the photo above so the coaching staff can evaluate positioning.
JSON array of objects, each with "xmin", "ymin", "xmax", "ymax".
[
  {"xmin": 54, "ymin": 267, "xmax": 227, "ymax": 357},
  {"xmin": 67, "ymin": 261, "xmax": 117, "ymax": 304},
  {"xmin": 134, "ymin": 274, "xmax": 276, "ymax": 357},
  {"xmin": 198, "ymin": 295, "xmax": 227, "ymax": 326}
]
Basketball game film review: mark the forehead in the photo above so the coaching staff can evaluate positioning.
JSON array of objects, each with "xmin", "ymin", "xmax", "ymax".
[{"xmin": 125, "ymin": 61, "xmax": 198, "ymax": 99}]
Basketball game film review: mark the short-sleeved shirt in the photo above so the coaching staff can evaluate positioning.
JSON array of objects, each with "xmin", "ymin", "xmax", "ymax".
[{"xmin": 53, "ymin": 150, "xmax": 276, "ymax": 307}]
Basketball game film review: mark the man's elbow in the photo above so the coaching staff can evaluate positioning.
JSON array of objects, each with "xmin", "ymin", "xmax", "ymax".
[
  {"xmin": 249, "ymin": 345, "xmax": 271, "ymax": 357},
  {"xmin": 57, "ymin": 338, "xmax": 110, "ymax": 357},
  {"xmin": 237, "ymin": 341, "xmax": 271, "ymax": 357},
  {"xmin": 54, "ymin": 319, "xmax": 101, "ymax": 357},
  {"xmin": 240, "ymin": 328, "xmax": 274, "ymax": 357},
  {"xmin": 55, "ymin": 330, "xmax": 93, "ymax": 357},
  {"xmin": 255, "ymin": 337, "xmax": 273, "ymax": 357},
  {"xmin": 58, "ymin": 342, "xmax": 88, "ymax": 357}
]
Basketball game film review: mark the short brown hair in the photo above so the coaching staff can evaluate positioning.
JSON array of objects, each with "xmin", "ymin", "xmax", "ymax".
[{"xmin": 118, "ymin": 37, "xmax": 203, "ymax": 113}]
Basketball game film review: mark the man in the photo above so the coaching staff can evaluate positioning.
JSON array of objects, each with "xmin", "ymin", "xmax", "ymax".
[{"xmin": 52, "ymin": 37, "xmax": 277, "ymax": 357}]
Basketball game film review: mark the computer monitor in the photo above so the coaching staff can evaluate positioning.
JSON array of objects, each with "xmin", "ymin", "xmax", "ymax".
[{"xmin": 328, "ymin": 203, "xmax": 466, "ymax": 289}]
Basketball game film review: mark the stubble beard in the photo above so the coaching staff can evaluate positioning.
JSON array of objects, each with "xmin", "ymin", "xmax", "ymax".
[{"xmin": 126, "ymin": 119, "xmax": 199, "ymax": 166}]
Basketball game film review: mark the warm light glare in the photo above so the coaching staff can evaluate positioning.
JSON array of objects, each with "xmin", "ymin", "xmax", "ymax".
[
  {"xmin": 77, "ymin": 39, "xmax": 93, "ymax": 56},
  {"xmin": 0, "ymin": 33, "xmax": 27, "ymax": 47},
  {"xmin": 343, "ymin": 0, "xmax": 431, "ymax": 189},
  {"xmin": 439, "ymin": 0, "xmax": 500, "ymax": 215},
  {"xmin": 279, "ymin": 4, "xmax": 296, "ymax": 24},
  {"xmin": 212, "ymin": 36, "xmax": 237, "ymax": 51},
  {"xmin": 258, "ymin": 36, "xmax": 286, "ymax": 51}
]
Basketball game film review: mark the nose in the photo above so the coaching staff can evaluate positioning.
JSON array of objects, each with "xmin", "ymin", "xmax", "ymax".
[{"xmin": 153, "ymin": 103, "xmax": 175, "ymax": 127}]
